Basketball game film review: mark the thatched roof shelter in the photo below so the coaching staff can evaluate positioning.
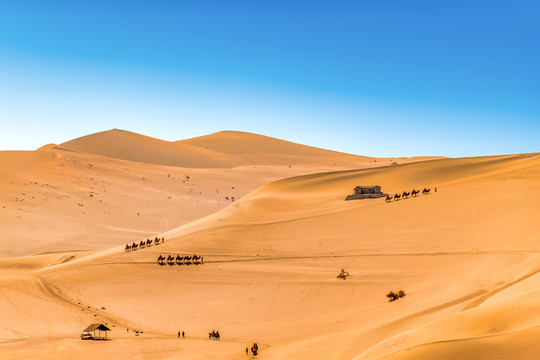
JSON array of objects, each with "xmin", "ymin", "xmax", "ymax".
[{"xmin": 83, "ymin": 323, "xmax": 111, "ymax": 340}]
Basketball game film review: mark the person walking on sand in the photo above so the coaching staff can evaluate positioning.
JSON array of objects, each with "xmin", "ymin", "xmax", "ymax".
[
  {"xmin": 246, "ymin": 347, "xmax": 249, "ymax": 355},
  {"xmin": 182, "ymin": 331, "xmax": 185, "ymax": 338},
  {"xmin": 178, "ymin": 331, "xmax": 180, "ymax": 339}
]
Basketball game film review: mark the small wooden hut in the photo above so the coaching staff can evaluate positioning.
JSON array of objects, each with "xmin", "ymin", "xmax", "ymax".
[{"xmin": 83, "ymin": 323, "xmax": 111, "ymax": 340}]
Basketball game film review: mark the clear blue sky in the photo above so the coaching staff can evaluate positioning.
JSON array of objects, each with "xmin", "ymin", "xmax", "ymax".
[{"xmin": 0, "ymin": 1, "xmax": 538, "ymax": 157}]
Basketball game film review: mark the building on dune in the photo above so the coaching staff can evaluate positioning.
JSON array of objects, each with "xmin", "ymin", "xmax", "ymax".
[{"xmin": 345, "ymin": 185, "xmax": 387, "ymax": 200}]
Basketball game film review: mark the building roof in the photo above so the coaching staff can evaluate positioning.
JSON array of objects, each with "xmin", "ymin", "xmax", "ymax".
[{"xmin": 84, "ymin": 323, "xmax": 111, "ymax": 332}]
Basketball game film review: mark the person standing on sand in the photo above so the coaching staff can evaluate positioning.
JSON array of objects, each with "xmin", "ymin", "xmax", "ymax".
[{"xmin": 178, "ymin": 331, "xmax": 180, "ymax": 338}]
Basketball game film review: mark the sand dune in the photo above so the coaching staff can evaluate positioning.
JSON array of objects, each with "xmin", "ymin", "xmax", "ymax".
[
  {"xmin": 61, "ymin": 129, "xmax": 426, "ymax": 169},
  {"xmin": 1, "ymin": 130, "xmax": 538, "ymax": 359},
  {"xmin": 1, "ymin": 130, "xmax": 432, "ymax": 257}
]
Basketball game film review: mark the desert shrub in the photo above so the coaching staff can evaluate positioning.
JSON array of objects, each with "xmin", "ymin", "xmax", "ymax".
[
  {"xmin": 387, "ymin": 290, "xmax": 406, "ymax": 302},
  {"xmin": 386, "ymin": 291, "xmax": 399, "ymax": 302}
]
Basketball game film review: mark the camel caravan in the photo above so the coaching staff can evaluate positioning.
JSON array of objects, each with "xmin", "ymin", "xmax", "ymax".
[
  {"xmin": 157, "ymin": 254, "xmax": 204, "ymax": 266},
  {"xmin": 125, "ymin": 236, "xmax": 164, "ymax": 251},
  {"xmin": 385, "ymin": 187, "xmax": 433, "ymax": 202}
]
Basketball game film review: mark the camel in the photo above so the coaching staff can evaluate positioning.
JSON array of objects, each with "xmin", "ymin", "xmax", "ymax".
[
  {"xmin": 167, "ymin": 255, "xmax": 175, "ymax": 263},
  {"xmin": 394, "ymin": 193, "xmax": 401, "ymax": 201},
  {"xmin": 157, "ymin": 254, "xmax": 165, "ymax": 264},
  {"xmin": 183, "ymin": 255, "xmax": 192, "ymax": 262},
  {"xmin": 174, "ymin": 254, "xmax": 182, "ymax": 264},
  {"xmin": 337, "ymin": 268, "xmax": 350, "ymax": 280},
  {"xmin": 251, "ymin": 343, "xmax": 258, "ymax": 355},
  {"xmin": 139, "ymin": 240, "xmax": 145, "ymax": 248},
  {"xmin": 209, "ymin": 330, "xmax": 220, "ymax": 340},
  {"xmin": 385, "ymin": 195, "xmax": 393, "ymax": 202},
  {"xmin": 411, "ymin": 189, "xmax": 420, "ymax": 197},
  {"xmin": 132, "ymin": 242, "xmax": 138, "ymax": 250},
  {"xmin": 155, "ymin": 237, "xmax": 161, "ymax": 245},
  {"xmin": 146, "ymin": 238, "xmax": 152, "ymax": 246},
  {"xmin": 402, "ymin": 191, "xmax": 410, "ymax": 198},
  {"xmin": 125, "ymin": 244, "xmax": 131, "ymax": 251},
  {"xmin": 423, "ymin": 188, "xmax": 431, "ymax": 195}
]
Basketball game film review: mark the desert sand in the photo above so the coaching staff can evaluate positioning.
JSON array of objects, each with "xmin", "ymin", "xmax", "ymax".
[{"xmin": 1, "ymin": 130, "xmax": 538, "ymax": 359}]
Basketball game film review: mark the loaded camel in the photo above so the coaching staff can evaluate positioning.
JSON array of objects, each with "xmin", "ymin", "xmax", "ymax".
[
  {"xmin": 176, "ymin": 254, "xmax": 183, "ymax": 265},
  {"xmin": 157, "ymin": 254, "xmax": 165, "ymax": 265}
]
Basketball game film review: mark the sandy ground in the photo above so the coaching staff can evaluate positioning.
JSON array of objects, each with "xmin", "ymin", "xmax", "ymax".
[{"xmin": 1, "ymin": 130, "xmax": 538, "ymax": 359}]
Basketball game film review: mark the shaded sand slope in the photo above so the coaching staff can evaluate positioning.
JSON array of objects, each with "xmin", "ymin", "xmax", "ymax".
[{"xmin": 0, "ymin": 152, "xmax": 538, "ymax": 359}]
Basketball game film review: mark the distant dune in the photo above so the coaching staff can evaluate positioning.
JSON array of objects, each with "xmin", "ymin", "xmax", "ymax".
[
  {"xmin": 61, "ymin": 129, "xmax": 410, "ymax": 168},
  {"xmin": 1, "ymin": 129, "xmax": 537, "ymax": 360}
]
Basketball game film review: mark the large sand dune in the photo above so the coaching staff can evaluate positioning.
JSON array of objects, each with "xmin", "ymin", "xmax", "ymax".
[
  {"xmin": 1, "ymin": 130, "xmax": 426, "ymax": 257},
  {"xmin": 62, "ymin": 129, "xmax": 376, "ymax": 168},
  {"xmin": 1, "ymin": 130, "xmax": 538, "ymax": 359}
]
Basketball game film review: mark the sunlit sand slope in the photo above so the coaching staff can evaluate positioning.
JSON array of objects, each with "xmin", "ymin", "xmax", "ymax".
[{"xmin": 0, "ymin": 152, "xmax": 537, "ymax": 359}]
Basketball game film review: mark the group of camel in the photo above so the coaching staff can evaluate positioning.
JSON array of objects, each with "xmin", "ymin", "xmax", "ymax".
[
  {"xmin": 125, "ymin": 236, "xmax": 164, "ymax": 251},
  {"xmin": 385, "ymin": 188, "xmax": 432, "ymax": 202},
  {"xmin": 158, "ymin": 254, "xmax": 204, "ymax": 265}
]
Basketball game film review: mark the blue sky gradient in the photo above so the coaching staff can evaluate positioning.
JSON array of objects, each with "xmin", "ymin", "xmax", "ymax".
[{"xmin": 0, "ymin": 1, "xmax": 538, "ymax": 156}]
